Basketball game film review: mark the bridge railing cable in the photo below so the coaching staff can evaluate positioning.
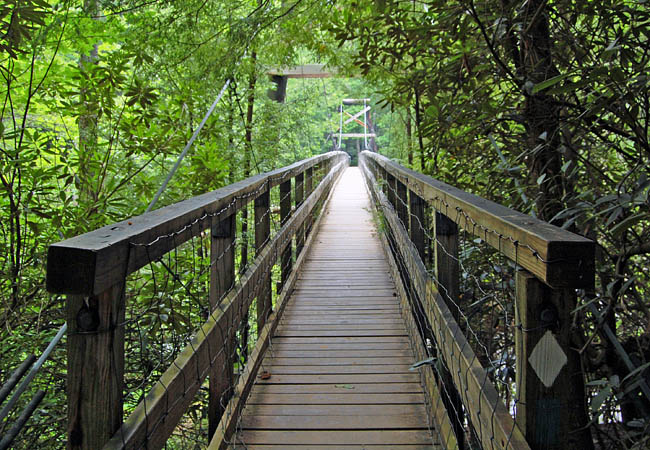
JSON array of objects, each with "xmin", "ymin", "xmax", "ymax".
[
  {"xmin": 359, "ymin": 151, "xmax": 595, "ymax": 450},
  {"xmin": 45, "ymin": 151, "xmax": 349, "ymax": 449}
]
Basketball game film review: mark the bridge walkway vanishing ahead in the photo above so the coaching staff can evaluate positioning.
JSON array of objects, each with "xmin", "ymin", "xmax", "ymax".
[{"xmin": 234, "ymin": 167, "xmax": 439, "ymax": 448}]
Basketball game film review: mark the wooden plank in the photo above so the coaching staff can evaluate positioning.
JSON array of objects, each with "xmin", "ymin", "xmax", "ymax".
[
  {"xmin": 248, "ymin": 384, "xmax": 424, "ymax": 395},
  {"xmin": 275, "ymin": 330, "xmax": 407, "ymax": 337},
  {"xmin": 271, "ymin": 336, "xmax": 410, "ymax": 343},
  {"xmin": 285, "ymin": 305, "xmax": 400, "ymax": 312},
  {"xmin": 267, "ymin": 350, "xmax": 408, "ymax": 358},
  {"xmin": 285, "ymin": 311, "xmax": 402, "ymax": 317},
  {"xmin": 360, "ymin": 151, "xmax": 594, "ymax": 288},
  {"xmin": 47, "ymin": 152, "xmax": 347, "ymax": 296},
  {"xmin": 263, "ymin": 357, "xmax": 413, "ymax": 366},
  {"xmin": 244, "ymin": 403, "xmax": 427, "ymax": 416},
  {"xmin": 257, "ymin": 365, "xmax": 413, "ymax": 375},
  {"xmin": 253, "ymin": 374, "xmax": 420, "ymax": 385},
  {"xmin": 269, "ymin": 342, "xmax": 409, "ymax": 351},
  {"xmin": 237, "ymin": 430, "xmax": 433, "ymax": 446},
  {"xmin": 241, "ymin": 414, "xmax": 428, "ymax": 430},
  {"xmin": 293, "ymin": 289, "xmax": 396, "ymax": 297},
  {"xmin": 233, "ymin": 445, "xmax": 434, "ymax": 450},
  {"xmin": 246, "ymin": 393, "xmax": 424, "ymax": 404}
]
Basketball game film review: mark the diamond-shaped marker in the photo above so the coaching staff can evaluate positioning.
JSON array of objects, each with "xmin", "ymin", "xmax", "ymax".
[{"xmin": 528, "ymin": 330, "xmax": 568, "ymax": 388}]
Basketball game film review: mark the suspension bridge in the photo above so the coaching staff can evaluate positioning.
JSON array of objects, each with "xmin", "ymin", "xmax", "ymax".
[{"xmin": 5, "ymin": 147, "xmax": 596, "ymax": 449}]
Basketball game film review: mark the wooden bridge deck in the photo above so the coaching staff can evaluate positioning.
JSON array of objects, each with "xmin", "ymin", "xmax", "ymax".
[{"xmin": 235, "ymin": 168, "xmax": 437, "ymax": 449}]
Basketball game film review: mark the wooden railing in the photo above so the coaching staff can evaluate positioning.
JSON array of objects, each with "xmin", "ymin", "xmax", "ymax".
[
  {"xmin": 46, "ymin": 151, "xmax": 349, "ymax": 449},
  {"xmin": 359, "ymin": 151, "xmax": 595, "ymax": 450}
]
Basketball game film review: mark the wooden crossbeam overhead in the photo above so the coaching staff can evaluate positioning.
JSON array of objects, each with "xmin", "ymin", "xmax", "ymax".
[
  {"xmin": 339, "ymin": 133, "xmax": 376, "ymax": 138},
  {"xmin": 342, "ymin": 98, "xmax": 371, "ymax": 104},
  {"xmin": 267, "ymin": 64, "xmax": 336, "ymax": 78}
]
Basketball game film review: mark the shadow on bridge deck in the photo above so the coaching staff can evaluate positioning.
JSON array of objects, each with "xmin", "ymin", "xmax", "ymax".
[{"xmin": 234, "ymin": 168, "xmax": 439, "ymax": 449}]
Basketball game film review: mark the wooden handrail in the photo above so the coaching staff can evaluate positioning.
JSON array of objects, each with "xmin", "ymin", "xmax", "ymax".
[
  {"xmin": 47, "ymin": 152, "xmax": 342, "ymax": 297},
  {"xmin": 47, "ymin": 151, "xmax": 349, "ymax": 450},
  {"xmin": 103, "ymin": 158, "xmax": 348, "ymax": 449},
  {"xmin": 361, "ymin": 151, "xmax": 594, "ymax": 289}
]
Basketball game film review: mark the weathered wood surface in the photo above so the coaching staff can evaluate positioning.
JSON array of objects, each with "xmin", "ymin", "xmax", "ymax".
[
  {"xmin": 102, "ymin": 159, "xmax": 348, "ymax": 450},
  {"xmin": 47, "ymin": 152, "xmax": 347, "ymax": 296},
  {"xmin": 233, "ymin": 168, "xmax": 438, "ymax": 449},
  {"xmin": 361, "ymin": 160, "xmax": 531, "ymax": 450},
  {"xmin": 360, "ymin": 151, "xmax": 594, "ymax": 289},
  {"xmin": 368, "ymin": 174, "xmax": 460, "ymax": 450},
  {"xmin": 267, "ymin": 64, "xmax": 336, "ymax": 78}
]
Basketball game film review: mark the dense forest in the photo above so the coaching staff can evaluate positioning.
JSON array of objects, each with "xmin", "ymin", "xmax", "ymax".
[{"xmin": 1, "ymin": 0, "xmax": 649, "ymax": 448}]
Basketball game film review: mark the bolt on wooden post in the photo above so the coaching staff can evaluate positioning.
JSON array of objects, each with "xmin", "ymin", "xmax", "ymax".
[
  {"xmin": 67, "ymin": 284, "xmax": 125, "ymax": 450},
  {"xmin": 208, "ymin": 213, "xmax": 235, "ymax": 438},
  {"xmin": 255, "ymin": 187, "xmax": 272, "ymax": 331}
]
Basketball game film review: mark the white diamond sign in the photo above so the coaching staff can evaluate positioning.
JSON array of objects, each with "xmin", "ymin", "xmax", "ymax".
[{"xmin": 528, "ymin": 330, "xmax": 568, "ymax": 388}]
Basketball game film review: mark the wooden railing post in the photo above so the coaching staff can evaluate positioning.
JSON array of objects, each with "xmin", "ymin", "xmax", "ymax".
[
  {"xmin": 255, "ymin": 187, "xmax": 272, "ymax": 331},
  {"xmin": 67, "ymin": 285, "xmax": 125, "ymax": 449},
  {"xmin": 433, "ymin": 212, "xmax": 465, "ymax": 449},
  {"xmin": 208, "ymin": 213, "xmax": 235, "ymax": 437},
  {"xmin": 305, "ymin": 167, "xmax": 313, "ymax": 234},
  {"xmin": 515, "ymin": 271, "xmax": 592, "ymax": 450},
  {"xmin": 387, "ymin": 173, "xmax": 396, "ymax": 208},
  {"xmin": 279, "ymin": 180, "xmax": 292, "ymax": 292},
  {"xmin": 434, "ymin": 213, "xmax": 460, "ymax": 314},
  {"xmin": 409, "ymin": 190, "xmax": 426, "ymax": 260},
  {"xmin": 295, "ymin": 172, "xmax": 305, "ymax": 256},
  {"xmin": 396, "ymin": 179, "xmax": 408, "ymax": 228}
]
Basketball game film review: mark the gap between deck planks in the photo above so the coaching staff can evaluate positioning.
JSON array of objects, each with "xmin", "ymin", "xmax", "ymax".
[{"xmin": 236, "ymin": 168, "xmax": 438, "ymax": 449}]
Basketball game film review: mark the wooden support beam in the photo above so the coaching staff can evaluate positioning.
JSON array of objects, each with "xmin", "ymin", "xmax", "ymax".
[
  {"xmin": 255, "ymin": 187, "xmax": 272, "ymax": 331},
  {"xmin": 208, "ymin": 214, "xmax": 235, "ymax": 438},
  {"xmin": 67, "ymin": 284, "xmax": 124, "ymax": 450}
]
